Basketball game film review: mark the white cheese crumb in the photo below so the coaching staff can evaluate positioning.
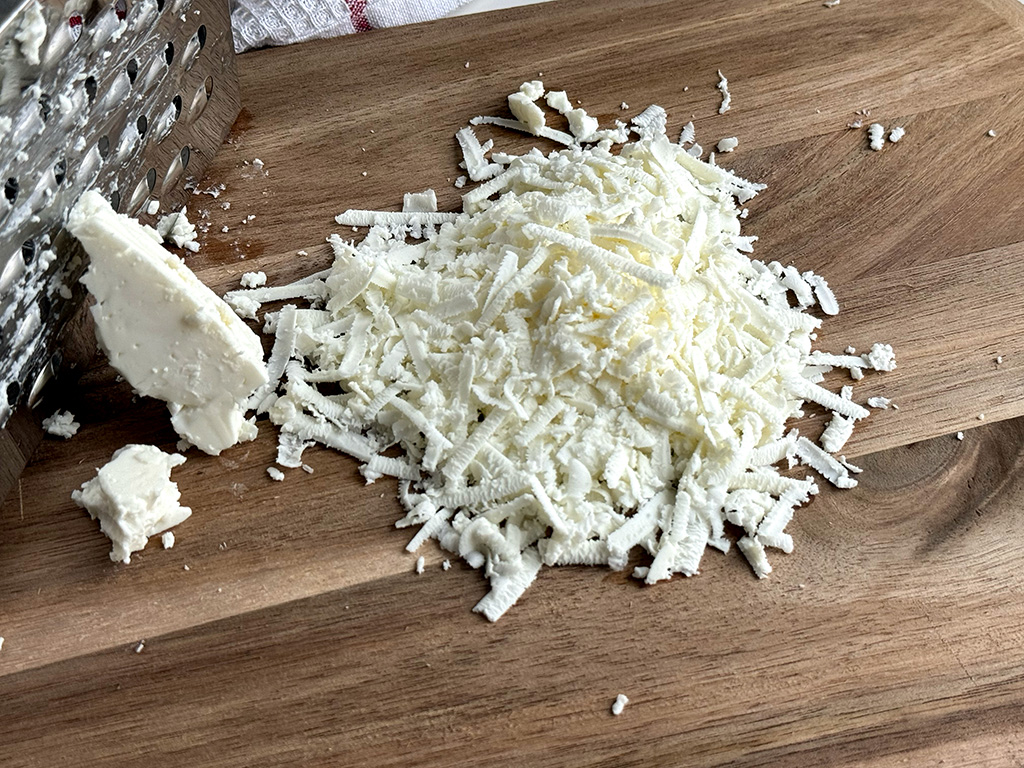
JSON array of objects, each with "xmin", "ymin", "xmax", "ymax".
[
  {"xmin": 135, "ymin": 641, "xmax": 145, "ymax": 653},
  {"xmin": 955, "ymin": 432, "xmax": 965, "ymax": 440},
  {"xmin": 297, "ymin": 250, "xmax": 309, "ymax": 256},
  {"xmin": 978, "ymin": 413, "xmax": 985, "ymax": 420},
  {"xmin": 267, "ymin": 466, "xmax": 285, "ymax": 481},
  {"xmin": 867, "ymin": 396, "xmax": 893, "ymax": 410},
  {"xmin": 253, "ymin": 158, "xmax": 265, "ymax": 171},
  {"xmin": 72, "ymin": 445, "xmax": 190, "ymax": 564},
  {"xmin": 161, "ymin": 531, "xmax": 175, "ymax": 549},
  {"xmin": 888, "ymin": 126, "xmax": 905, "ymax": 143},
  {"xmin": 678, "ymin": 121, "xmax": 696, "ymax": 146},
  {"xmin": 544, "ymin": 90, "xmax": 573, "ymax": 114},
  {"xmin": 454, "ymin": 176, "xmax": 467, "ymax": 188},
  {"xmin": 823, "ymin": 0, "xmax": 840, "ymax": 7},
  {"xmin": 416, "ymin": 556, "xmax": 426, "ymax": 574},
  {"xmin": 987, "ymin": 129, "xmax": 997, "ymax": 138},
  {"xmin": 403, "ymin": 189, "xmax": 438, "ymax": 213},
  {"xmin": 240, "ymin": 271, "xmax": 268, "ymax": 289},
  {"xmin": 716, "ymin": 70, "xmax": 732, "ymax": 114},
  {"xmin": 717, "ymin": 137, "xmax": 739, "ymax": 153},
  {"xmin": 620, "ymin": 102, "xmax": 629, "ymax": 110},
  {"xmin": 42, "ymin": 410, "xmax": 80, "ymax": 439},
  {"xmin": 996, "ymin": 355, "xmax": 1004, "ymax": 364},
  {"xmin": 611, "ymin": 694, "xmax": 629, "ymax": 715},
  {"xmin": 868, "ymin": 123, "xmax": 885, "ymax": 151},
  {"xmin": 156, "ymin": 208, "xmax": 199, "ymax": 249},
  {"xmin": 301, "ymin": 463, "xmax": 314, "ymax": 474},
  {"xmin": 442, "ymin": 559, "xmax": 451, "ymax": 571},
  {"xmin": 465, "ymin": 61, "xmax": 469, "ymax": 68},
  {"xmin": 0, "ymin": 637, "xmax": 4, "ymax": 652},
  {"xmin": 146, "ymin": 200, "xmax": 160, "ymax": 216}
]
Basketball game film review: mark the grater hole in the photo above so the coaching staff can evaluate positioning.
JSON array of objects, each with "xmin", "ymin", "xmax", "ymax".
[
  {"xmin": 54, "ymin": 159, "xmax": 67, "ymax": 185},
  {"xmin": 172, "ymin": 94, "xmax": 182, "ymax": 119},
  {"xmin": 4, "ymin": 178, "xmax": 17, "ymax": 205},
  {"xmin": 126, "ymin": 59, "xmax": 139, "ymax": 84},
  {"xmin": 164, "ymin": 41, "xmax": 174, "ymax": 66},
  {"xmin": 161, "ymin": 155, "xmax": 185, "ymax": 196},
  {"xmin": 156, "ymin": 0, "xmax": 165, "ymax": 10},
  {"xmin": 98, "ymin": 135, "xmax": 110, "ymax": 158},
  {"xmin": 85, "ymin": 75, "xmax": 97, "ymax": 103},
  {"xmin": 110, "ymin": 190, "xmax": 121, "ymax": 212},
  {"xmin": 38, "ymin": 294, "xmax": 51, "ymax": 320},
  {"xmin": 189, "ymin": 77, "xmax": 214, "ymax": 121},
  {"xmin": 147, "ymin": 167, "xmax": 157, "ymax": 190},
  {"xmin": 38, "ymin": 93, "xmax": 52, "ymax": 122},
  {"xmin": 21, "ymin": 240, "xmax": 35, "ymax": 265},
  {"xmin": 6, "ymin": 382, "xmax": 20, "ymax": 409},
  {"xmin": 197, "ymin": 24, "xmax": 207, "ymax": 49},
  {"xmin": 136, "ymin": 114, "xmax": 148, "ymax": 137},
  {"xmin": 180, "ymin": 146, "xmax": 191, "ymax": 169},
  {"xmin": 115, "ymin": 0, "xmax": 128, "ymax": 21}
]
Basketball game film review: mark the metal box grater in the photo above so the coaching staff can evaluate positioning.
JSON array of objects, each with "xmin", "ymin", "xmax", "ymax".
[{"xmin": 0, "ymin": 0, "xmax": 239, "ymax": 496}]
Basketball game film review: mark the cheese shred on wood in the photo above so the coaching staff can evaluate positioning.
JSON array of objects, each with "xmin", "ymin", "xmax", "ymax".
[{"xmin": 226, "ymin": 83, "xmax": 895, "ymax": 621}]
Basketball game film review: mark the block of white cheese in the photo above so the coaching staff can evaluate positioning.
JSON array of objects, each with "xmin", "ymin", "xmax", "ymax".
[
  {"xmin": 67, "ymin": 190, "xmax": 268, "ymax": 455},
  {"xmin": 72, "ymin": 445, "xmax": 191, "ymax": 564}
]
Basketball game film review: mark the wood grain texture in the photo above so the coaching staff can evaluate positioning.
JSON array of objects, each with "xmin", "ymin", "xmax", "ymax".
[{"xmin": 5, "ymin": 0, "xmax": 1024, "ymax": 764}]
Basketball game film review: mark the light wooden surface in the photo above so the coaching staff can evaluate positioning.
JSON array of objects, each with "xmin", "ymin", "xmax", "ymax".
[{"xmin": 5, "ymin": 0, "xmax": 1024, "ymax": 764}]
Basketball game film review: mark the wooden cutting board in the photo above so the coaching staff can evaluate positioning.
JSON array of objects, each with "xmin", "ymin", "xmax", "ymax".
[{"xmin": 5, "ymin": 0, "xmax": 1024, "ymax": 764}]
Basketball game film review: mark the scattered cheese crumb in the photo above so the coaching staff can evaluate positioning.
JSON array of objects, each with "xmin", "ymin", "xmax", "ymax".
[
  {"xmin": 716, "ymin": 70, "xmax": 732, "ymax": 113},
  {"xmin": 868, "ymin": 123, "xmax": 885, "ymax": 151},
  {"xmin": 42, "ymin": 410, "xmax": 79, "ymax": 439},
  {"xmin": 611, "ymin": 694, "xmax": 629, "ymax": 716},
  {"xmin": 620, "ymin": 102, "xmax": 629, "ymax": 110},
  {"xmin": 156, "ymin": 208, "xmax": 199, "ymax": 249},
  {"xmin": 161, "ymin": 531, "xmax": 175, "ymax": 549},
  {"xmin": 146, "ymin": 200, "xmax": 160, "ymax": 216},
  {"xmin": 416, "ymin": 556, "xmax": 426, "ymax": 574},
  {"xmin": 240, "ymin": 271, "xmax": 267, "ymax": 289},
  {"xmin": 716, "ymin": 137, "xmax": 739, "ymax": 153},
  {"xmin": 71, "ymin": 445, "xmax": 191, "ymax": 564},
  {"xmin": 253, "ymin": 158, "xmax": 265, "ymax": 171},
  {"xmin": 888, "ymin": 126, "xmax": 905, "ymax": 143},
  {"xmin": 183, "ymin": 564, "xmax": 190, "ymax": 570},
  {"xmin": 301, "ymin": 463, "xmax": 314, "ymax": 474},
  {"xmin": 978, "ymin": 413, "xmax": 985, "ymax": 420},
  {"xmin": 955, "ymin": 432, "xmax": 965, "ymax": 440},
  {"xmin": 0, "ymin": 637, "xmax": 4, "ymax": 652},
  {"xmin": 442, "ymin": 559, "xmax": 451, "ymax": 571},
  {"xmin": 465, "ymin": 61, "xmax": 470, "ymax": 68},
  {"xmin": 867, "ymin": 396, "xmax": 893, "ymax": 410},
  {"xmin": 823, "ymin": 0, "xmax": 840, "ymax": 6},
  {"xmin": 135, "ymin": 641, "xmax": 145, "ymax": 653},
  {"xmin": 996, "ymin": 356, "xmax": 1004, "ymax": 364},
  {"xmin": 267, "ymin": 466, "xmax": 285, "ymax": 481},
  {"xmin": 987, "ymin": 129, "xmax": 997, "ymax": 138},
  {"xmin": 297, "ymin": 250, "xmax": 309, "ymax": 256}
]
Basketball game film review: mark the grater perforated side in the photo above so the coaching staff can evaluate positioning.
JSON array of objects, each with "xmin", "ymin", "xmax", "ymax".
[{"xmin": 0, "ymin": 0, "xmax": 240, "ymax": 431}]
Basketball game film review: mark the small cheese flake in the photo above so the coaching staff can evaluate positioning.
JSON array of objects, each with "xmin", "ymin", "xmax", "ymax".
[
  {"xmin": 416, "ymin": 556, "xmax": 425, "ymax": 574},
  {"xmin": 978, "ymin": 413, "xmax": 986, "ymax": 420},
  {"xmin": 987, "ymin": 129, "xmax": 997, "ymax": 138},
  {"xmin": 442, "ymin": 559, "xmax": 451, "ymax": 571},
  {"xmin": 611, "ymin": 694, "xmax": 629, "ymax": 715},
  {"xmin": 620, "ymin": 102, "xmax": 629, "ymax": 110},
  {"xmin": 717, "ymin": 137, "xmax": 739, "ymax": 153},
  {"xmin": 0, "ymin": 637, "xmax": 4, "ymax": 652},
  {"xmin": 823, "ymin": 0, "xmax": 840, "ymax": 6},
  {"xmin": 996, "ymin": 355, "xmax": 1004, "ymax": 364},
  {"xmin": 956, "ymin": 432, "xmax": 965, "ymax": 440},
  {"xmin": 161, "ymin": 531, "xmax": 175, "ymax": 549},
  {"xmin": 868, "ymin": 123, "xmax": 885, "ymax": 151},
  {"xmin": 146, "ymin": 200, "xmax": 160, "ymax": 215},
  {"xmin": 240, "ymin": 271, "xmax": 267, "ymax": 289},
  {"xmin": 867, "ymin": 396, "xmax": 893, "ymax": 410},
  {"xmin": 183, "ymin": 564, "xmax": 190, "ymax": 571},
  {"xmin": 135, "ymin": 641, "xmax": 145, "ymax": 653},
  {"xmin": 888, "ymin": 126, "xmax": 905, "ymax": 143},
  {"xmin": 716, "ymin": 70, "xmax": 732, "ymax": 113},
  {"xmin": 267, "ymin": 466, "xmax": 285, "ymax": 481},
  {"xmin": 42, "ymin": 410, "xmax": 79, "ymax": 439}
]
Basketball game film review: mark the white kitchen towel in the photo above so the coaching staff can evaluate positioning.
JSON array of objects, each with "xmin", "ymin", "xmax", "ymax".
[{"xmin": 231, "ymin": 0, "xmax": 473, "ymax": 52}]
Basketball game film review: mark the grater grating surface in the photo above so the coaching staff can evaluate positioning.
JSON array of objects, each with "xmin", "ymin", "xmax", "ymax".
[{"xmin": 0, "ymin": 0, "xmax": 240, "ymax": 429}]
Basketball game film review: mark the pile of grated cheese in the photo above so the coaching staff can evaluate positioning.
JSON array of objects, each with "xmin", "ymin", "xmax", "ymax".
[{"xmin": 225, "ymin": 82, "xmax": 895, "ymax": 621}]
